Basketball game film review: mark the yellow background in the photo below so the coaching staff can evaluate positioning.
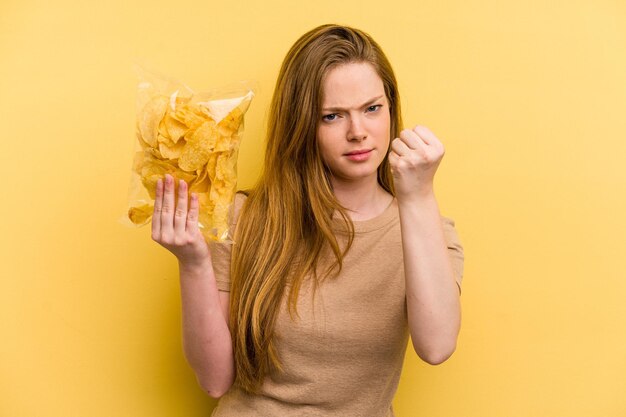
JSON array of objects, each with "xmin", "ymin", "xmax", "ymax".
[{"xmin": 1, "ymin": 0, "xmax": 625, "ymax": 416}]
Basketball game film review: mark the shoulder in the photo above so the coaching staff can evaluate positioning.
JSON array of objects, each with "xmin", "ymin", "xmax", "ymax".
[
  {"xmin": 226, "ymin": 191, "xmax": 250, "ymax": 235},
  {"xmin": 440, "ymin": 215, "xmax": 455, "ymax": 227},
  {"xmin": 233, "ymin": 190, "xmax": 249, "ymax": 215},
  {"xmin": 440, "ymin": 216, "xmax": 461, "ymax": 244}
]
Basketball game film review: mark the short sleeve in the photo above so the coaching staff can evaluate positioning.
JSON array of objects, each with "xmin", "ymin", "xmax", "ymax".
[
  {"xmin": 209, "ymin": 192, "xmax": 248, "ymax": 292},
  {"xmin": 441, "ymin": 216, "xmax": 465, "ymax": 296}
]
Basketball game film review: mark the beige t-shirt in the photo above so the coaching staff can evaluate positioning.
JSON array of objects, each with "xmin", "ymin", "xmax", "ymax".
[{"xmin": 209, "ymin": 193, "xmax": 464, "ymax": 417}]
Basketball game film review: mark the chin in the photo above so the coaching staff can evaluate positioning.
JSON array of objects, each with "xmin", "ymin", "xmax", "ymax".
[{"xmin": 337, "ymin": 168, "xmax": 380, "ymax": 183}]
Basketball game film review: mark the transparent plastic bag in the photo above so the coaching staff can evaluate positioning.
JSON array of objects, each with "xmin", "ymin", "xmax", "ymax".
[{"xmin": 120, "ymin": 64, "xmax": 255, "ymax": 242}]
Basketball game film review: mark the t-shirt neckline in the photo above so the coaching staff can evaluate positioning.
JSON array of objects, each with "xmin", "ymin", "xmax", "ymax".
[{"xmin": 332, "ymin": 198, "xmax": 398, "ymax": 234}]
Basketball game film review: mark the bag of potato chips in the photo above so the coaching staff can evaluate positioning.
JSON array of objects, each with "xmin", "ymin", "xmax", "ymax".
[{"xmin": 121, "ymin": 64, "xmax": 255, "ymax": 242}]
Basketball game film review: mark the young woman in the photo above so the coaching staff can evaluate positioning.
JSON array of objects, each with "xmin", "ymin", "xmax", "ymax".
[{"xmin": 151, "ymin": 24, "xmax": 464, "ymax": 417}]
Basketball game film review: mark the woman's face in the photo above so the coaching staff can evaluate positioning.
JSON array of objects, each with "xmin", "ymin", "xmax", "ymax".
[{"xmin": 317, "ymin": 62, "xmax": 390, "ymax": 187}]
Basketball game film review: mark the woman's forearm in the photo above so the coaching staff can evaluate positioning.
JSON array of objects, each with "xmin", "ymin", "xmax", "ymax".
[
  {"xmin": 398, "ymin": 193, "xmax": 461, "ymax": 365},
  {"xmin": 179, "ymin": 259, "xmax": 235, "ymax": 398}
]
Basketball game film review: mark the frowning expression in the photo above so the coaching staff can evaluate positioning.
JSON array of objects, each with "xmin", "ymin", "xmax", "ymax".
[{"xmin": 317, "ymin": 62, "xmax": 391, "ymax": 186}]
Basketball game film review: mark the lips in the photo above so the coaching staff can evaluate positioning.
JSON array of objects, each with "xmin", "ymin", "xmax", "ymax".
[
  {"xmin": 345, "ymin": 149, "xmax": 372, "ymax": 156},
  {"xmin": 344, "ymin": 148, "xmax": 373, "ymax": 162}
]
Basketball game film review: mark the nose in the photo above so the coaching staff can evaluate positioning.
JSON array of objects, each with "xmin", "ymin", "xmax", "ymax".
[{"xmin": 347, "ymin": 115, "xmax": 367, "ymax": 142}]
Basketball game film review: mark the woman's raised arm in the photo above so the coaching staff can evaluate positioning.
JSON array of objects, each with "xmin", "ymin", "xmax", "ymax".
[{"xmin": 152, "ymin": 174, "xmax": 235, "ymax": 398}]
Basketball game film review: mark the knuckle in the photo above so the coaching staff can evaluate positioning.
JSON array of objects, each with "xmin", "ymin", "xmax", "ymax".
[{"xmin": 173, "ymin": 236, "xmax": 188, "ymax": 247}]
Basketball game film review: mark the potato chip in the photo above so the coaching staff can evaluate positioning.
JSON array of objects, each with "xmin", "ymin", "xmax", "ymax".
[
  {"xmin": 209, "ymin": 177, "xmax": 236, "ymax": 239},
  {"xmin": 138, "ymin": 95, "xmax": 168, "ymax": 147},
  {"xmin": 172, "ymin": 103, "xmax": 207, "ymax": 129},
  {"xmin": 163, "ymin": 113, "xmax": 187, "ymax": 143},
  {"xmin": 218, "ymin": 106, "xmax": 244, "ymax": 134},
  {"xmin": 178, "ymin": 120, "xmax": 218, "ymax": 172},
  {"xmin": 158, "ymin": 139, "xmax": 186, "ymax": 160},
  {"xmin": 206, "ymin": 153, "xmax": 218, "ymax": 182},
  {"xmin": 214, "ymin": 133, "xmax": 233, "ymax": 152},
  {"xmin": 128, "ymin": 203, "xmax": 154, "ymax": 226},
  {"xmin": 140, "ymin": 156, "xmax": 196, "ymax": 199},
  {"xmin": 215, "ymin": 150, "xmax": 238, "ymax": 182},
  {"xmin": 158, "ymin": 118, "xmax": 170, "ymax": 140},
  {"xmin": 190, "ymin": 167, "xmax": 210, "ymax": 194},
  {"xmin": 156, "ymin": 133, "xmax": 174, "ymax": 150},
  {"xmin": 212, "ymin": 200, "xmax": 230, "ymax": 237}
]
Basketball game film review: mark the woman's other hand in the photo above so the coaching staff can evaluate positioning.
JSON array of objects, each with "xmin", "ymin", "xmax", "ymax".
[{"xmin": 151, "ymin": 173, "xmax": 211, "ymax": 268}]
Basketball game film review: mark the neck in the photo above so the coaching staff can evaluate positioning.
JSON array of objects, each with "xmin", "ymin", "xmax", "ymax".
[{"xmin": 330, "ymin": 175, "xmax": 393, "ymax": 221}]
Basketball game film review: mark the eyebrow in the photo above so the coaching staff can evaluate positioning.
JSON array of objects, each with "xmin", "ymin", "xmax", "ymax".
[{"xmin": 322, "ymin": 95, "xmax": 384, "ymax": 112}]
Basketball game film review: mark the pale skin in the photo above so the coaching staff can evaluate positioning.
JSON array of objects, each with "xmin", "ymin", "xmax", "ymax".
[
  {"xmin": 150, "ymin": 61, "xmax": 460, "ymax": 398},
  {"xmin": 390, "ymin": 127, "xmax": 462, "ymax": 364},
  {"xmin": 151, "ymin": 176, "xmax": 234, "ymax": 398}
]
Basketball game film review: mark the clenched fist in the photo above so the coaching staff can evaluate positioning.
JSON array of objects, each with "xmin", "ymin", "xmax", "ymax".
[{"xmin": 388, "ymin": 125, "xmax": 445, "ymax": 202}]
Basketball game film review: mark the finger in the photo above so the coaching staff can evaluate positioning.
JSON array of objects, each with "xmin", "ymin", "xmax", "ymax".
[
  {"xmin": 413, "ymin": 125, "xmax": 437, "ymax": 146},
  {"xmin": 187, "ymin": 192, "xmax": 200, "ymax": 233},
  {"xmin": 387, "ymin": 150, "xmax": 399, "ymax": 166},
  {"xmin": 399, "ymin": 128, "xmax": 426, "ymax": 150},
  {"xmin": 174, "ymin": 179, "xmax": 188, "ymax": 236},
  {"xmin": 151, "ymin": 178, "xmax": 163, "ymax": 238},
  {"xmin": 391, "ymin": 137, "xmax": 412, "ymax": 156},
  {"xmin": 161, "ymin": 174, "xmax": 175, "ymax": 236}
]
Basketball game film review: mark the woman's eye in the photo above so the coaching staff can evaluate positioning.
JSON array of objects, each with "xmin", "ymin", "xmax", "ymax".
[
  {"xmin": 322, "ymin": 113, "xmax": 337, "ymax": 121},
  {"xmin": 367, "ymin": 105, "xmax": 381, "ymax": 112}
]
